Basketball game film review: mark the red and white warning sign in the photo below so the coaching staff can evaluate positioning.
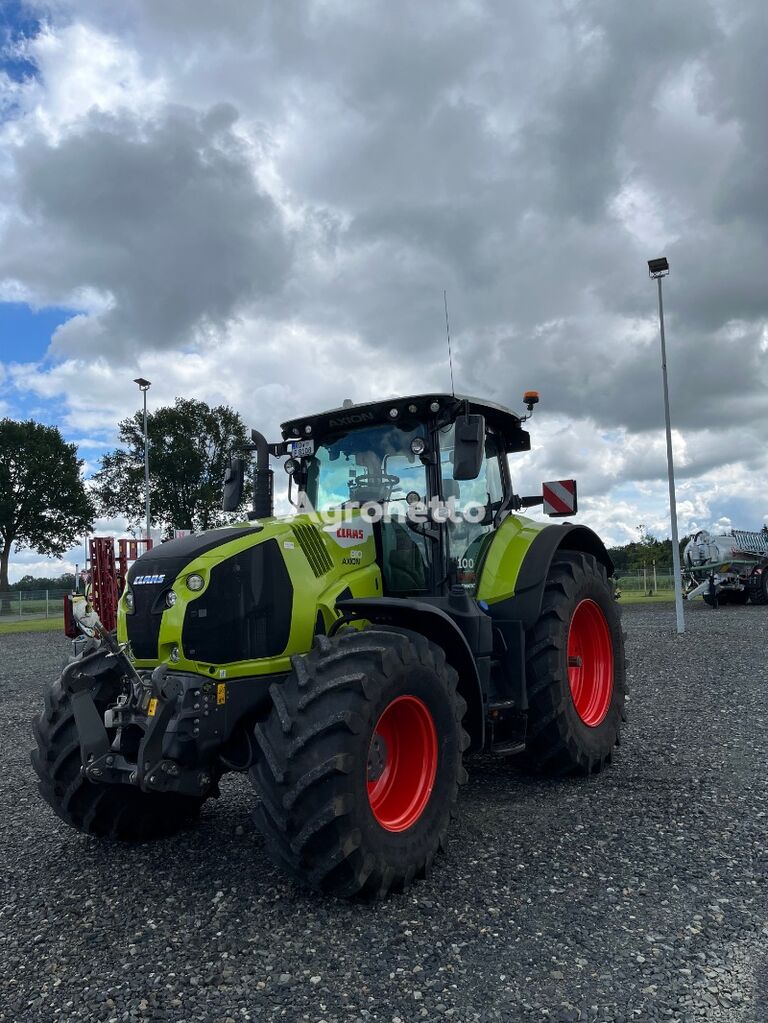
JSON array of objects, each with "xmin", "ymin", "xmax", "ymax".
[{"xmin": 542, "ymin": 479, "xmax": 578, "ymax": 517}]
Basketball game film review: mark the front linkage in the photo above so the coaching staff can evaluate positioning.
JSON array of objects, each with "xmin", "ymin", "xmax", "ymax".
[{"xmin": 62, "ymin": 634, "xmax": 267, "ymax": 801}]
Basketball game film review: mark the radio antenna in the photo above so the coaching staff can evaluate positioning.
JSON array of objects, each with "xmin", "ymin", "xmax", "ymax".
[{"xmin": 443, "ymin": 289, "xmax": 455, "ymax": 396}]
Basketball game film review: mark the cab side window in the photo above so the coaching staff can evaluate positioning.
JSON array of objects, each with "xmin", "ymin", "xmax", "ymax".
[{"xmin": 439, "ymin": 424, "xmax": 504, "ymax": 591}]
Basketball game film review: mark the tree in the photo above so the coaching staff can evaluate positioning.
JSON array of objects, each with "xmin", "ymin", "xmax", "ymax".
[
  {"xmin": 608, "ymin": 524, "xmax": 692, "ymax": 580},
  {"xmin": 11, "ymin": 573, "xmax": 76, "ymax": 591},
  {"xmin": 0, "ymin": 419, "xmax": 94, "ymax": 595},
  {"xmin": 91, "ymin": 398, "xmax": 251, "ymax": 535}
]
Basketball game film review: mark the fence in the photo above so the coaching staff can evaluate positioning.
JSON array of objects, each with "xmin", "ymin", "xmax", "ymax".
[
  {"xmin": 616, "ymin": 573, "xmax": 676, "ymax": 594},
  {"xmin": 0, "ymin": 590, "xmax": 70, "ymax": 619}
]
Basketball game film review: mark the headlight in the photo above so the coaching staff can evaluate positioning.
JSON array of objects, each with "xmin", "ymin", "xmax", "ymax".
[
  {"xmin": 410, "ymin": 437, "xmax": 426, "ymax": 455},
  {"xmin": 124, "ymin": 589, "xmax": 135, "ymax": 613},
  {"xmin": 284, "ymin": 458, "xmax": 300, "ymax": 475},
  {"xmin": 165, "ymin": 590, "xmax": 177, "ymax": 608},
  {"xmin": 186, "ymin": 573, "xmax": 205, "ymax": 591}
]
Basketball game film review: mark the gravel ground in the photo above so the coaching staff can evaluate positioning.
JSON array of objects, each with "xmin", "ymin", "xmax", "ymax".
[{"xmin": 1, "ymin": 602, "xmax": 767, "ymax": 1023}]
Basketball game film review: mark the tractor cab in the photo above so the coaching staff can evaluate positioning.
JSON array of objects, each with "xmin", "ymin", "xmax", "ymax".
[{"xmin": 278, "ymin": 393, "xmax": 557, "ymax": 598}]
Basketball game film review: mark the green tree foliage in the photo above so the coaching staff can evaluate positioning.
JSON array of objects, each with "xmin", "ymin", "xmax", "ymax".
[
  {"xmin": 9, "ymin": 573, "xmax": 76, "ymax": 591},
  {"xmin": 607, "ymin": 525, "xmax": 690, "ymax": 576},
  {"xmin": 91, "ymin": 398, "xmax": 251, "ymax": 535},
  {"xmin": 0, "ymin": 419, "xmax": 94, "ymax": 594}
]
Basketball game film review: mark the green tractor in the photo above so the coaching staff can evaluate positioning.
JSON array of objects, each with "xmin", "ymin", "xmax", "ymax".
[{"xmin": 32, "ymin": 392, "xmax": 626, "ymax": 898}]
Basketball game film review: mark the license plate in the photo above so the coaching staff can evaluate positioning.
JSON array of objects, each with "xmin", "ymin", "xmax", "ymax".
[{"xmin": 288, "ymin": 439, "xmax": 314, "ymax": 457}]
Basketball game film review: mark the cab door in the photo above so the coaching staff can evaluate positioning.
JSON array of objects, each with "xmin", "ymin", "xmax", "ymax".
[
  {"xmin": 437, "ymin": 422, "xmax": 505, "ymax": 593},
  {"xmin": 376, "ymin": 441, "xmax": 433, "ymax": 597}
]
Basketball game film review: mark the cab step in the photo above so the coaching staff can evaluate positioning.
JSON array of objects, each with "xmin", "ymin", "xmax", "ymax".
[
  {"xmin": 490, "ymin": 738, "xmax": 527, "ymax": 756},
  {"xmin": 487, "ymin": 700, "xmax": 526, "ymax": 755}
]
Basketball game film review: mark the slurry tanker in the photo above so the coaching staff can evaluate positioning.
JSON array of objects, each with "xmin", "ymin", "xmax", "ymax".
[{"xmin": 683, "ymin": 529, "xmax": 768, "ymax": 606}]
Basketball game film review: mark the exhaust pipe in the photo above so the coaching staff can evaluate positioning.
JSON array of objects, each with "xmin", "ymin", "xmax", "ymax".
[{"xmin": 250, "ymin": 429, "xmax": 273, "ymax": 520}]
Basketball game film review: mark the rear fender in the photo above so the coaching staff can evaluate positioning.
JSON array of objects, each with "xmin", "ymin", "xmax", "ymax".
[
  {"xmin": 335, "ymin": 597, "xmax": 485, "ymax": 751},
  {"xmin": 480, "ymin": 521, "xmax": 614, "ymax": 630}
]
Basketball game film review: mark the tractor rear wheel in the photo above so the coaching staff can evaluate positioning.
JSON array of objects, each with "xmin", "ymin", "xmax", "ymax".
[
  {"xmin": 249, "ymin": 627, "xmax": 468, "ymax": 898},
  {"xmin": 31, "ymin": 677, "xmax": 206, "ymax": 839},
  {"xmin": 525, "ymin": 552, "xmax": 626, "ymax": 774}
]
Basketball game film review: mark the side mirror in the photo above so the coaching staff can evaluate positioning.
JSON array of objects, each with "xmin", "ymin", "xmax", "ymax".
[
  {"xmin": 222, "ymin": 457, "xmax": 245, "ymax": 511},
  {"xmin": 452, "ymin": 414, "xmax": 485, "ymax": 481}
]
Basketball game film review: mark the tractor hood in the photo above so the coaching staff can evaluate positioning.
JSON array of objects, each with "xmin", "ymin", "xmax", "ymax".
[
  {"xmin": 118, "ymin": 513, "xmax": 381, "ymax": 673},
  {"xmin": 125, "ymin": 525, "xmax": 265, "ymax": 587}
]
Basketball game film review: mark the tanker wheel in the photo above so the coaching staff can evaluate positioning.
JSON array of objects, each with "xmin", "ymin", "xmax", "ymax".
[
  {"xmin": 249, "ymin": 627, "xmax": 468, "ymax": 898},
  {"xmin": 726, "ymin": 589, "xmax": 749, "ymax": 606},
  {"xmin": 748, "ymin": 568, "xmax": 768, "ymax": 605},
  {"xmin": 31, "ymin": 677, "xmax": 206, "ymax": 839},
  {"xmin": 525, "ymin": 552, "xmax": 626, "ymax": 775}
]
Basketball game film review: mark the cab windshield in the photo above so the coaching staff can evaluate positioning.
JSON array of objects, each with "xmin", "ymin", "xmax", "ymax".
[{"xmin": 304, "ymin": 423, "xmax": 428, "ymax": 513}]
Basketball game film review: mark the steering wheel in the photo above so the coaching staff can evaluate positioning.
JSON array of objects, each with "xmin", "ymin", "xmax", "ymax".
[{"xmin": 348, "ymin": 472, "xmax": 401, "ymax": 502}]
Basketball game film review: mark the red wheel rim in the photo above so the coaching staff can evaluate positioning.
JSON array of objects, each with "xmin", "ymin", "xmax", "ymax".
[
  {"xmin": 567, "ymin": 599, "xmax": 614, "ymax": 727},
  {"xmin": 367, "ymin": 695, "xmax": 438, "ymax": 832}
]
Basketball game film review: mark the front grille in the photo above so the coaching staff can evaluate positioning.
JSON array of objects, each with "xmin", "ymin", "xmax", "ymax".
[
  {"xmin": 124, "ymin": 526, "xmax": 264, "ymax": 662},
  {"xmin": 292, "ymin": 523, "xmax": 333, "ymax": 577},
  {"xmin": 182, "ymin": 539, "xmax": 293, "ymax": 664}
]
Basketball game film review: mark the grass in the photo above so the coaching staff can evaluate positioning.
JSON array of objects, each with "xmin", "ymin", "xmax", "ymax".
[
  {"xmin": 0, "ymin": 617, "xmax": 65, "ymax": 634},
  {"xmin": 618, "ymin": 591, "xmax": 675, "ymax": 604}
]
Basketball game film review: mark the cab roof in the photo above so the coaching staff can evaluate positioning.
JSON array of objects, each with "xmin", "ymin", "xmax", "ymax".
[{"xmin": 281, "ymin": 393, "xmax": 530, "ymax": 453}]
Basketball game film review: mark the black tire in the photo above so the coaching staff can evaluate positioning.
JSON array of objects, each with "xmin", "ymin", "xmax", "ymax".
[
  {"xmin": 31, "ymin": 677, "xmax": 206, "ymax": 839},
  {"xmin": 524, "ymin": 552, "xmax": 626, "ymax": 775},
  {"xmin": 703, "ymin": 593, "xmax": 717, "ymax": 607},
  {"xmin": 249, "ymin": 627, "xmax": 468, "ymax": 898},
  {"xmin": 748, "ymin": 568, "xmax": 768, "ymax": 605},
  {"xmin": 726, "ymin": 589, "xmax": 749, "ymax": 606}
]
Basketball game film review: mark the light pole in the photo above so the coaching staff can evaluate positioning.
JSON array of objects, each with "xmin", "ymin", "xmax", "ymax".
[
  {"xmin": 648, "ymin": 257, "xmax": 685, "ymax": 635},
  {"xmin": 133, "ymin": 377, "xmax": 152, "ymax": 542}
]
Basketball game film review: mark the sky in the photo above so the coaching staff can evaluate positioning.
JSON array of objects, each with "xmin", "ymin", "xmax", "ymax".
[{"xmin": 1, "ymin": 0, "xmax": 767, "ymax": 582}]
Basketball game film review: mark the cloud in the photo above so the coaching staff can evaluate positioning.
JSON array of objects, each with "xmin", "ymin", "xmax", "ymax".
[
  {"xmin": 1, "ymin": 100, "xmax": 292, "ymax": 359},
  {"xmin": 0, "ymin": 0, "xmax": 766, "ymax": 552}
]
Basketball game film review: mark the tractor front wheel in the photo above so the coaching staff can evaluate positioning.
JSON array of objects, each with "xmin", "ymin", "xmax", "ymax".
[
  {"xmin": 249, "ymin": 628, "xmax": 468, "ymax": 898},
  {"xmin": 31, "ymin": 677, "xmax": 206, "ymax": 839},
  {"xmin": 525, "ymin": 552, "xmax": 626, "ymax": 774}
]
